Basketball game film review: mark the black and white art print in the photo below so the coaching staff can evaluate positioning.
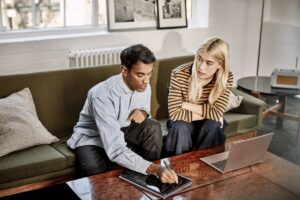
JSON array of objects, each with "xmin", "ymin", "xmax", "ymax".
[
  {"xmin": 156, "ymin": 0, "xmax": 187, "ymax": 29},
  {"xmin": 107, "ymin": 0, "xmax": 157, "ymax": 31}
]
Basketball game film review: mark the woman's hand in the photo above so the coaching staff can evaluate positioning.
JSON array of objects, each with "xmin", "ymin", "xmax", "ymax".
[
  {"xmin": 182, "ymin": 102, "xmax": 203, "ymax": 115},
  {"xmin": 181, "ymin": 102, "xmax": 188, "ymax": 110}
]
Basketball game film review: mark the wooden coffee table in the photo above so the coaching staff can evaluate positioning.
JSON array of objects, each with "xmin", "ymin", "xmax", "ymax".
[{"xmin": 67, "ymin": 146, "xmax": 300, "ymax": 200}]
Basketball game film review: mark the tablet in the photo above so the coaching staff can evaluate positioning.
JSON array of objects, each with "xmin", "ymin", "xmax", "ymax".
[{"xmin": 119, "ymin": 169, "xmax": 192, "ymax": 199}]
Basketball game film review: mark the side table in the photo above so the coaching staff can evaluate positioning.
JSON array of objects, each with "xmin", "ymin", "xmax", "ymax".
[{"xmin": 237, "ymin": 76, "xmax": 300, "ymax": 149}]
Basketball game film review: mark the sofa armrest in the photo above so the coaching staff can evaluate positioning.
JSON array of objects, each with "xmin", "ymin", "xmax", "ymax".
[{"xmin": 231, "ymin": 88, "xmax": 267, "ymax": 128}]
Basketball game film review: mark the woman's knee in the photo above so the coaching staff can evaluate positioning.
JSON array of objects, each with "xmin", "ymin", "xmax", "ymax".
[
  {"xmin": 165, "ymin": 121, "xmax": 193, "ymax": 154},
  {"xmin": 203, "ymin": 119, "xmax": 220, "ymax": 128},
  {"xmin": 202, "ymin": 120, "xmax": 225, "ymax": 143},
  {"xmin": 169, "ymin": 120, "xmax": 191, "ymax": 132}
]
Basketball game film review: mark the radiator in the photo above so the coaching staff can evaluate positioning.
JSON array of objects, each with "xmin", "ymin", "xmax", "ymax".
[{"xmin": 69, "ymin": 46, "xmax": 128, "ymax": 68}]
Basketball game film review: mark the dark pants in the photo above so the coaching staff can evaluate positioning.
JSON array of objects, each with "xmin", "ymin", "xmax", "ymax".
[
  {"xmin": 74, "ymin": 118, "xmax": 162, "ymax": 177},
  {"xmin": 165, "ymin": 119, "xmax": 226, "ymax": 155}
]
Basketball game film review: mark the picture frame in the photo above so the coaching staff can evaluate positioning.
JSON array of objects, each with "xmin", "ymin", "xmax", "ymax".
[
  {"xmin": 156, "ymin": 0, "xmax": 187, "ymax": 29},
  {"xmin": 107, "ymin": 0, "xmax": 157, "ymax": 31}
]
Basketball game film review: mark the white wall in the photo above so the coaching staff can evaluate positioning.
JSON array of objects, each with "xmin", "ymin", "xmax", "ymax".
[
  {"xmin": 0, "ymin": 0, "xmax": 263, "ymax": 83},
  {"xmin": 259, "ymin": 0, "xmax": 300, "ymax": 76}
]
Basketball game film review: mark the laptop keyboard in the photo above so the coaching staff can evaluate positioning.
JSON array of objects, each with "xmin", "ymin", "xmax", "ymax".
[{"xmin": 211, "ymin": 159, "xmax": 227, "ymax": 170}]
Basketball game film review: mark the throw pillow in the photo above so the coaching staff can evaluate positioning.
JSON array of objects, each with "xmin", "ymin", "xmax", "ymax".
[
  {"xmin": 225, "ymin": 91, "xmax": 243, "ymax": 112},
  {"xmin": 0, "ymin": 88, "xmax": 59, "ymax": 157}
]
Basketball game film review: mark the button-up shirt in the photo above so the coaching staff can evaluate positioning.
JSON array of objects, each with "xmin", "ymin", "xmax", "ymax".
[{"xmin": 67, "ymin": 74, "xmax": 152, "ymax": 174}]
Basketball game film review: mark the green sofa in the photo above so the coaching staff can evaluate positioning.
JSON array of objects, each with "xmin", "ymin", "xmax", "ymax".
[{"xmin": 0, "ymin": 55, "xmax": 266, "ymax": 192}]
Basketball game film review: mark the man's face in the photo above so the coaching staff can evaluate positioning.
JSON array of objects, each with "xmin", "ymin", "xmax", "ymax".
[{"xmin": 121, "ymin": 61, "xmax": 153, "ymax": 92}]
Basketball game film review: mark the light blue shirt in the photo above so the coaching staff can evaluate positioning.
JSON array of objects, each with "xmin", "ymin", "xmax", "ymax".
[{"xmin": 67, "ymin": 74, "xmax": 152, "ymax": 174}]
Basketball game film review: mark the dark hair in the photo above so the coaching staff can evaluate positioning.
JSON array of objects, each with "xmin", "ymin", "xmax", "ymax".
[{"xmin": 120, "ymin": 44, "xmax": 156, "ymax": 69}]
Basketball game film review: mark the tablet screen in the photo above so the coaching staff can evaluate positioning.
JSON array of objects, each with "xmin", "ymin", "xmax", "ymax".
[{"xmin": 119, "ymin": 170, "xmax": 192, "ymax": 198}]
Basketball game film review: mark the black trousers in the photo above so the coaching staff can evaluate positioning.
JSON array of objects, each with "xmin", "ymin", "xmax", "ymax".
[
  {"xmin": 164, "ymin": 119, "xmax": 226, "ymax": 155},
  {"xmin": 74, "ymin": 118, "xmax": 162, "ymax": 177}
]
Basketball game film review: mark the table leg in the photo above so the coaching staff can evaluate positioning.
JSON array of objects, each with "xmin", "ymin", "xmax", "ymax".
[
  {"xmin": 297, "ymin": 114, "xmax": 300, "ymax": 150},
  {"xmin": 276, "ymin": 96, "xmax": 286, "ymax": 129}
]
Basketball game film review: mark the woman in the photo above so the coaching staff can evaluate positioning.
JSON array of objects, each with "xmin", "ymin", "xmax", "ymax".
[{"xmin": 165, "ymin": 38, "xmax": 233, "ymax": 155}]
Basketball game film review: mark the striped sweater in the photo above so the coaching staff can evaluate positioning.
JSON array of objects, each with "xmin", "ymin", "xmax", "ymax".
[{"xmin": 168, "ymin": 62, "xmax": 234, "ymax": 123}]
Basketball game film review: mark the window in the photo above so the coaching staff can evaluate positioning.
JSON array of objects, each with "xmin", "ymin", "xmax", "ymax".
[
  {"xmin": 0, "ymin": 0, "xmax": 207, "ymax": 35},
  {"xmin": 0, "ymin": 0, "xmax": 107, "ymax": 31}
]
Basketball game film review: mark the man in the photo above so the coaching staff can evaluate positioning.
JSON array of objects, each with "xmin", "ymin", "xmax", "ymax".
[{"xmin": 67, "ymin": 44, "xmax": 178, "ymax": 184}]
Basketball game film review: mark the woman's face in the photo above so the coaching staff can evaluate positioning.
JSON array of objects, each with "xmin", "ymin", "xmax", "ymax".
[{"xmin": 196, "ymin": 51, "xmax": 222, "ymax": 80}]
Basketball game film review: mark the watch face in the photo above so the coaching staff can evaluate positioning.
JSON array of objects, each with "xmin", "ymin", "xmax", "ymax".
[{"xmin": 276, "ymin": 75, "xmax": 298, "ymax": 85}]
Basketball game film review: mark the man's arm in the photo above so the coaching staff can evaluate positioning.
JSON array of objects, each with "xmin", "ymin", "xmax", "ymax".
[
  {"xmin": 92, "ymin": 96, "xmax": 152, "ymax": 174},
  {"xmin": 93, "ymin": 96, "xmax": 177, "ymax": 183}
]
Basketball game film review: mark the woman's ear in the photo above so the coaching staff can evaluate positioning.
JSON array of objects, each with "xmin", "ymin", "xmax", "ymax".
[
  {"xmin": 120, "ymin": 65, "xmax": 128, "ymax": 77},
  {"xmin": 217, "ymin": 61, "xmax": 224, "ymax": 69}
]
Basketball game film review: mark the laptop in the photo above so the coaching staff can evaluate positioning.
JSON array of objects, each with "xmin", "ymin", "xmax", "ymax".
[{"xmin": 200, "ymin": 133, "xmax": 274, "ymax": 173}]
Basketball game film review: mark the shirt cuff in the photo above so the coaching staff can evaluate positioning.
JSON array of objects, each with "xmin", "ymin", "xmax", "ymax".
[
  {"xmin": 135, "ymin": 159, "xmax": 152, "ymax": 175},
  {"xmin": 142, "ymin": 109, "xmax": 151, "ymax": 118}
]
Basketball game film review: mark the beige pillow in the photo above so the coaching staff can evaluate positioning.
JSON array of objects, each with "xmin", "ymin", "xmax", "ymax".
[
  {"xmin": 0, "ymin": 88, "xmax": 59, "ymax": 157},
  {"xmin": 225, "ymin": 91, "xmax": 243, "ymax": 112}
]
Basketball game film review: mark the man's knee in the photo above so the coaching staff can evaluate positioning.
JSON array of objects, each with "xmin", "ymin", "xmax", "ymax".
[
  {"xmin": 75, "ymin": 146, "xmax": 112, "ymax": 177},
  {"xmin": 81, "ymin": 162, "xmax": 108, "ymax": 177},
  {"xmin": 143, "ymin": 118, "xmax": 162, "ymax": 139},
  {"xmin": 144, "ymin": 118, "xmax": 161, "ymax": 130}
]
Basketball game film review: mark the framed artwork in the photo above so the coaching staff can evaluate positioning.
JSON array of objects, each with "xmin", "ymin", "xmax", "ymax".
[
  {"xmin": 107, "ymin": 0, "xmax": 157, "ymax": 31},
  {"xmin": 156, "ymin": 0, "xmax": 187, "ymax": 29}
]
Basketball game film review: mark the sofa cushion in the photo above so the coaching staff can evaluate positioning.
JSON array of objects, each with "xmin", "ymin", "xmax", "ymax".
[
  {"xmin": 0, "ymin": 88, "xmax": 59, "ymax": 157},
  {"xmin": 51, "ymin": 137, "xmax": 76, "ymax": 167},
  {"xmin": 0, "ymin": 145, "xmax": 67, "ymax": 184},
  {"xmin": 225, "ymin": 91, "xmax": 243, "ymax": 112},
  {"xmin": 224, "ymin": 113, "xmax": 257, "ymax": 137},
  {"xmin": 159, "ymin": 119, "xmax": 169, "ymax": 137},
  {"xmin": 152, "ymin": 56, "xmax": 194, "ymax": 120}
]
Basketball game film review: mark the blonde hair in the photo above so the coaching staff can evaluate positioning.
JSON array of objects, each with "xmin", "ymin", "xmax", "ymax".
[{"xmin": 187, "ymin": 38, "xmax": 230, "ymax": 104}]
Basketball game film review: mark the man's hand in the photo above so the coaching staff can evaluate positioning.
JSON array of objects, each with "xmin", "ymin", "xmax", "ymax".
[
  {"xmin": 146, "ymin": 163, "xmax": 178, "ymax": 184},
  {"xmin": 128, "ymin": 109, "xmax": 147, "ymax": 123}
]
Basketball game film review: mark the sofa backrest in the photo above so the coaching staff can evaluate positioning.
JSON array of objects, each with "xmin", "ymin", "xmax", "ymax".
[
  {"xmin": 0, "ymin": 55, "xmax": 194, "ymax": 138},
  {"xmin": 151, "ymin": 55, "xmax": 194, "ymax": 120},
  {"xmin": 0, "ymin": 65, "xmax": 120, "ymax": 138}
]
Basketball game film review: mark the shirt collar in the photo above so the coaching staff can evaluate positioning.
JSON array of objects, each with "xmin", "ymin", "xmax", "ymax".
[{"xmin": 118, "ymin": 73, "xmax": 133, "ymax": 95}]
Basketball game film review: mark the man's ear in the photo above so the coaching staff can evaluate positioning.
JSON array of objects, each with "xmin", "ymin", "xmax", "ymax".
[{"xmin": 120, "ymin": 65, "xmax": 128, "ymax": 77}]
